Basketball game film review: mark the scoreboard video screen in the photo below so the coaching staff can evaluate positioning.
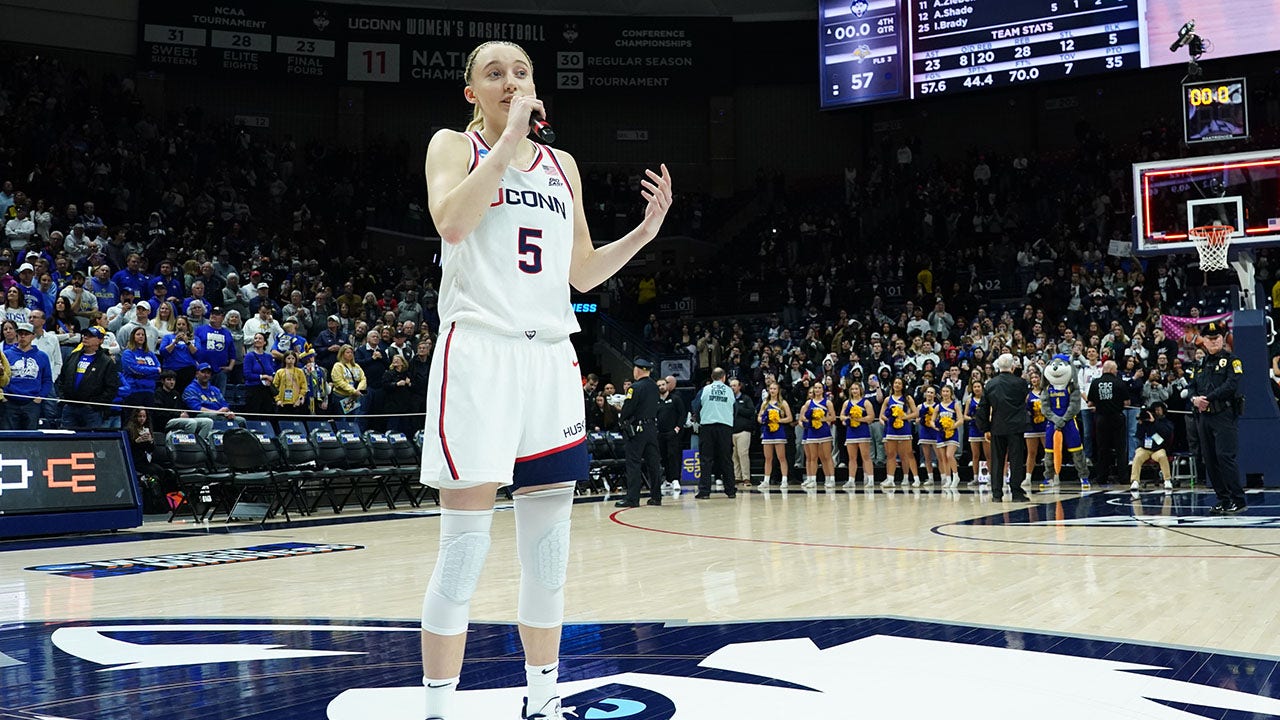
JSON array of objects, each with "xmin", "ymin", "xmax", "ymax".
[{"xmin": 820, "ymin": 0, "xmax": 1280, "ymax": 108}]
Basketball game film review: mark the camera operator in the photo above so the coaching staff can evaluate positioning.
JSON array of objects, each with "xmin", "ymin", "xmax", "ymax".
[{"xmin": 1129, "ymin": 402, "xmax": 1174, "ymax": 491}]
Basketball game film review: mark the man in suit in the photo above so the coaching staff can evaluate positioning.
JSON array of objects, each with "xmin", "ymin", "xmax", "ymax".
[{"xmin": 976, "ymin": 353, "xmax": 1031, "ymax": 501}]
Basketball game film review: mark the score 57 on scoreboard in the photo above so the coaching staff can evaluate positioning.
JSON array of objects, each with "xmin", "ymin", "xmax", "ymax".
[
  {"xmin": 138, "ymin": 0, "xmax": 727, "ymax": 91},
  {"xmin": 820, "ymin": 0, "xmax": 1143, "ymax": 108}
]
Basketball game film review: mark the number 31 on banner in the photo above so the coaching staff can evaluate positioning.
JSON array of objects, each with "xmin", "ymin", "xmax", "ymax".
[{"xmin": 347, "ymin": 42, "xmax": 401, "ymax": 82}]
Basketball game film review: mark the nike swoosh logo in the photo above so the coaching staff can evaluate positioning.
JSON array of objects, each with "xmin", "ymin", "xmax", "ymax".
[
  {"xmin": 572, "ymin": 361, "xmax": 580, "ymax": 367},
  {"xmin": 427, "ymin": 682, "xmax": 453, "ymax": 689},
  {"xmin": 541, "ymin": 666, "xmax": 558, "ymax": 674}
]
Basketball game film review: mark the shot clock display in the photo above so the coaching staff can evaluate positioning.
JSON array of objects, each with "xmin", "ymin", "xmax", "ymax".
[
  {"xmin": 1183, "ymin": 78, "xmax": 1248, "ymax": 144},
  {"xmin": 820, "ymin": 0, "xmax": 1280, "ymax": 109}
]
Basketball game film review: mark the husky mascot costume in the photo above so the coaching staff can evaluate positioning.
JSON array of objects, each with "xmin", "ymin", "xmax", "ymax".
[{"xmin": 1042, "ymin": 354, "xmax": 1091, "ymax": 489}]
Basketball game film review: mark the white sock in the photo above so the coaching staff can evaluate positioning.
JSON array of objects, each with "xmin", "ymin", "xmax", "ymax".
[
  {"xmin": 526, "ymin": 662, "xmax": 559, "ymax": 714},
  {"xmin": 424, "ymin": 675, "xmax": 458, "ymax": 719},
  {"xmin": 1024, "ymin": 472, "xmax": 1032, "ymax": 483}
]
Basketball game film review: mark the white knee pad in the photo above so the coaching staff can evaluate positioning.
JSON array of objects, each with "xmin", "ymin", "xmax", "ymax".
[
  {"xmin": 514, "ymin": 486, "xmax": 574, "ymax": 629},
  {"xmin": 422, "ymin": 508, "xmax": 494, "ymax": 636}
]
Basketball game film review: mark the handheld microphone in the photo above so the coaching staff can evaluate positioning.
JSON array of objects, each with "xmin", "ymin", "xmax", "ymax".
[{"xmin": 530, "ymin": 113, "xmax": 556, "ymax": 144}]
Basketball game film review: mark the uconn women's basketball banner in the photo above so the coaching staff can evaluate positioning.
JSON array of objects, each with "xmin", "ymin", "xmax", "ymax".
[{"xmin": 137, "ymin": 0, "xmax": 729, "ymax": 90}]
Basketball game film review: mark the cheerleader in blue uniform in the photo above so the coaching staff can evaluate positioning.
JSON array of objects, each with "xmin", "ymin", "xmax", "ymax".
[
  {"xmin": 1023, "ymin": 366, "xmax": 1046, "ymax": 494},
  {"xmin": 936, "ymin": 384, "xmax": 962, "ymax": 487},
  {"xmin": 799, "ymin": 383, "xmax": 836, "ymax": 488},
  {"xmin": 840, "ymin": 379, "xmax": 874, "ymax": 488},
  {"xmin": 964, "ymin": 378, "xmax": 989, "ymax": 486},
  {"xmin": 916, "ymin": 385, "xmax": 940, "ymax": 486},
  {"xmin": 878, "ymin": 377, "xmax": 920, "ymax": 487},
  {"xmin": 757, "ymin": 380, "xmax": 793, "ymax": 487}
]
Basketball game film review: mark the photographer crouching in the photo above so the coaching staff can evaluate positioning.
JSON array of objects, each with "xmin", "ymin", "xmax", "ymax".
[{"xmin": 1129, "ymin": 402, "xmax": 1174, "ymax": 491}]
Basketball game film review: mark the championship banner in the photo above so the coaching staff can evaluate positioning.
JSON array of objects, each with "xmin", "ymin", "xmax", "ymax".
[
  {"xmin": 137, "ymin": 0, "xmax": 729, "ymax": 91},
  {"xmin": 1160, "ymin": 312, "xmax": 1230, "ymax": 341}
]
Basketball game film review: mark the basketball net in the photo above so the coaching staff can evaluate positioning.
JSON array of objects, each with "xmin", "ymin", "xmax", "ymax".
[{"xmin": 1188, "ymin": 225, "xmax": 1233, "ymax": 272}]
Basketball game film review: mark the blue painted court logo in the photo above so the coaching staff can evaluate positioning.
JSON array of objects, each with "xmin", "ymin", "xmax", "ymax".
[
  {"xmin": 24, "ymin": 542, "xmax": 362, "ymax": 578},
  {"xmin": 958, "ymin": 491, "xmax": 1280, "ymax": 529},
  {"xmin": 2, "ymin": 618, "xmax": 1279, "ymax": 719}
]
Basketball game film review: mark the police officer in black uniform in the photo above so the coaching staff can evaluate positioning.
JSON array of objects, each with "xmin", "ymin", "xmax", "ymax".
[
  {"xmin": 1190, "ymin": 320, "xmax": 1246, "ymax": 514},
  {"xmin": 616, "ymin": 357, "xmax": 664, "ymax": 508},
  {"xmin": 656, "ymin": 376, "xmax": 687, "ymax": 491}
]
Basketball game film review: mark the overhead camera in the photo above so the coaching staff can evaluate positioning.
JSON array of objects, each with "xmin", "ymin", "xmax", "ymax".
[{"xmin": 1169, "ymin": 19, "xmax": 1209, "ymax": 78}]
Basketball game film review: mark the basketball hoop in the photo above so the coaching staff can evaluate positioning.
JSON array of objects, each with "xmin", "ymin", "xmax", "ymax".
[{"xmin": 1188, "ymin": 225, "xmax": 1233, "ymax": 272}]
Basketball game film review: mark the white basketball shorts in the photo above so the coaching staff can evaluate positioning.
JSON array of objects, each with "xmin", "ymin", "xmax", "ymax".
[{"xmin": 421, "ymin": 322, "xmax": 588, "ymax": 490}]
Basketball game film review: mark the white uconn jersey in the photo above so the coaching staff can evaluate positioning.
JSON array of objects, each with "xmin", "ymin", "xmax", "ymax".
[{"xmin": 439, "ymin": 132, "xmax": 578, "ymax": 337}]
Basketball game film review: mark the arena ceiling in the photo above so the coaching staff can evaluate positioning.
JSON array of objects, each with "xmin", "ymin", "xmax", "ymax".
[{"xmin": 325, "ymin": 0, "xmax": 816, "ymax": 21}]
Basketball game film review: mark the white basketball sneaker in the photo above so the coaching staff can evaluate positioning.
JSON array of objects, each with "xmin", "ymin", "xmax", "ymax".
[{"xmin": 523, "ymin": 697, "xmax": 576, "ymax": 719}]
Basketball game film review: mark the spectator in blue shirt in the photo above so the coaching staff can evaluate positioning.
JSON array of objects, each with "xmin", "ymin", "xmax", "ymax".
[
  {"xmin": 110, "ymin": 253, "xmax": 150, "ymax": 298},
  {"xmin": 242, "ymin": 331, "xmax": 277, "ymax": 415},
  {"xmin": 153, "ymin": 260, "xmax": 184, "ymax": 301},
  {"xmin": 159, "ymin": 315, "xmax": 200, "ymax": 390},
  {"xmin": 248, "ymin": 282, "xmax": 281, "ymax": 318},
  {"xmin": 15, "ymin": 263, "xmax": 46, "ymax": 316},
  {"xmin": 183, "ymin": 280, "xmax": 212, "ymax": 318},
  {"xmin": 89, "ymin": 264, "xmax": 119, "ymax": 313},
  {"xmin": 315, "ymin": 314, "xmax": 347, "ymax": 370},
  {"xmin": 194, "ymin": 307, "xmax": 237, "ymax": 392},
  {"xmin": 184, "ymin": 362, "xmax": 245, "ymax": 426},
  {"xmin": 116, "ymin": 325, "xmax": 161, "ymax": 418},
  {"xmin": 2, "ymin": 322, "xmax": 53, "ymax": 430}
]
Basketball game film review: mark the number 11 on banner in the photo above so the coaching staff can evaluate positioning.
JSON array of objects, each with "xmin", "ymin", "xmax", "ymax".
[{"xmin": 347, "ymin": 42, "xmax": 401, "ymax": 82}]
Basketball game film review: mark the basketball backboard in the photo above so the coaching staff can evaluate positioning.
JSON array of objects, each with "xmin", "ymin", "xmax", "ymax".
[{"xmin": 1132, "ymin": 148, "xmax": 1280, "ymax": 256}]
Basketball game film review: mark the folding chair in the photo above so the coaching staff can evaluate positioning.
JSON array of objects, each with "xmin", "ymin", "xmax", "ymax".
[
  {"xmin": 365, "ymin": 431, "xmax": 414, "ymax": 508},
  {"xmin": 334, "ymin": 418, "xmax": 361, "ymax": 434},
  {"xmin": 388, "ymin": 431, "xmax": 434, "ymax": 507},
  {"xmin": 307, "ymin": 420, "xmax": 334, "ymax": 434},
  {"xmin": 338, "ymin": 430, "xmax": 395, "ymax": 511},
  {"xmin": 220, "ymin": 427, "xmax": 298, "ymax": 524},
  {"xmin": 164, "ymin": 431, "xmax": 232, "ymax": 523},
  {"xmin": 310, "ymin": 428, "xmax": 359, "ymax": 512},
  {"xmin": 280, "ymin": 429, "xmax": 343, "ymax": 513},
  {"xmin": 246, "ymin": 419, "xmax": 276, "ymax": 439},
  {"xmin": 278, "ymin": 419, "xmax": 308, "ymax": 437}
]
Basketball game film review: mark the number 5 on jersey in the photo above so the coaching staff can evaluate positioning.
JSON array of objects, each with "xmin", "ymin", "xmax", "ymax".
[{"xmin": 518, "ymin": 227, "xmax": 543, "ymax": 274}]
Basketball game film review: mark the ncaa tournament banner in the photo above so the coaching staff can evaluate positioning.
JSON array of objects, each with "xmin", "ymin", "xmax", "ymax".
[{"xmin": 137, "ymin": 0, "xmax": 729, "ymax": 91}]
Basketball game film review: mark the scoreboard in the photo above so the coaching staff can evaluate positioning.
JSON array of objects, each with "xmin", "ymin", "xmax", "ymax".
[
  {"xmin": 820, "ymin": 0, "xmax": 1279, "ymax": 108},
  {"xmin": 139, "ymin": 0, "xmax": 728, "ymax": 91}
]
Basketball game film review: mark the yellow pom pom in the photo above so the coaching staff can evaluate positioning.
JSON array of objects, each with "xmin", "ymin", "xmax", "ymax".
[{"xmin": 810, "ymin": 407, "xmax": 825, "ymax": 429}]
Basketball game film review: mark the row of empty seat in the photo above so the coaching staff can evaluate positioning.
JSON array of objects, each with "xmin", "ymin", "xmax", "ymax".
[{"xmin": 158, "ymin": 426, "xmax": 433, "ymax": 524}]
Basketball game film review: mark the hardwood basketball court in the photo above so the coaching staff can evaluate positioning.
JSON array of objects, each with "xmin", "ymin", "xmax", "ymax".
[{"xmin": 3, "ymin": 485, "xmax": 1280, "ymax": 718}]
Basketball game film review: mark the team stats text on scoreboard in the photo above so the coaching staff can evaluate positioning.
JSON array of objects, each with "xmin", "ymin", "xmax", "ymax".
[{"xmin": 818, "ymin": 0, "xmax": 1274, "ymax": 109}]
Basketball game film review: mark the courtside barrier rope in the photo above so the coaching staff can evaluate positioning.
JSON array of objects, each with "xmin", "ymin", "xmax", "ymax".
[{"xmin": 0, "ymin": 391, "xmax": 428, "ymax": 421}]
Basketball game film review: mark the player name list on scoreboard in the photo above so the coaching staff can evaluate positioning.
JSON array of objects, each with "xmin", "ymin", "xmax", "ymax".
[{"xmin": 910, "ymin": 0, "xmax": 1141, "ymax": 97}]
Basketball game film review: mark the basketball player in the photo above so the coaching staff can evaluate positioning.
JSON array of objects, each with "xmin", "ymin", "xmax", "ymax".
[{"xmin": 420, "ymin": 41, "xmax": 673, "ymax": 720}]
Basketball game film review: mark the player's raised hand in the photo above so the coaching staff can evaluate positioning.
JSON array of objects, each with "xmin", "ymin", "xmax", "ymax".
[{"xmin": 638, "ymin": 163, "xmax": 673, "ymax": 241}]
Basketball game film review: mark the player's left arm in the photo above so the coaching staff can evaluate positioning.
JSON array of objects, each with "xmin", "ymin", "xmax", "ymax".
[{"xmin": 552, "ymin": 148, "xmax": 673, "ymax": 292}]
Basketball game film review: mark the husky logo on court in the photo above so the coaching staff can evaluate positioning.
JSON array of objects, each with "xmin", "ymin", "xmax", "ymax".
[{"xmin": 4, "ymin": 619, "xmax": 1280, "ymax": 719}]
